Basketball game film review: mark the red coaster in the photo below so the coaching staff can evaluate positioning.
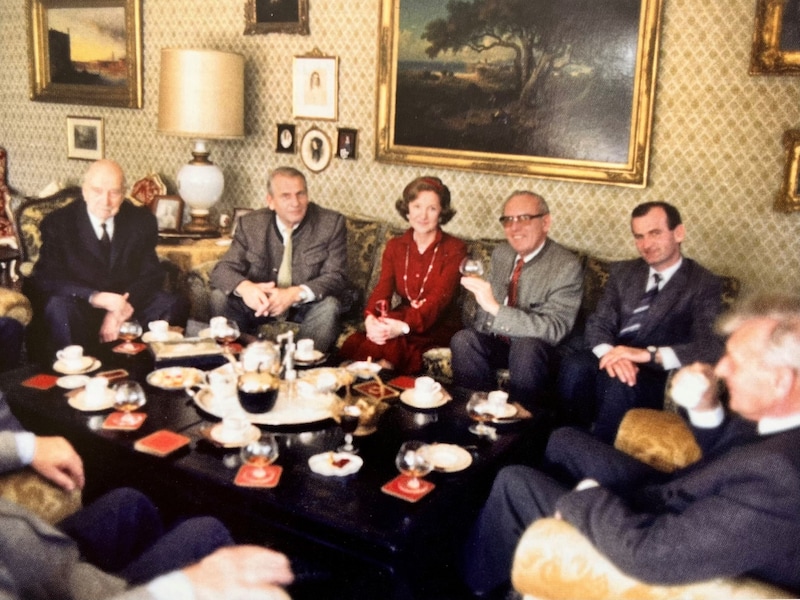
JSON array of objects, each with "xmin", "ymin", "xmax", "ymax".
[
  {"xmin": 21, "ymin": 374, "xmax": 59, "ymax": 390},
  {"xmin": 381, "ymin": 474, "xmax": 435, "ymax": 502},
  {"xmin": 234, "ymin": 464, "xmax": 283, "ymax": 488},
  {"xmin": 112, "ymin": 342, "xmax": 147, "ymax": 355},
  {"xmin": 134, "ymin": 429, "xmax": 191, "ymax": 456},
  {"xmin": 102, "ymin": 411, "xmax": 147, "ymax": 431},
  {"xmin": 353, "ymin": 380, "xmax": 400, "ymax": 401},
  {"xmin": 386, "ymin": 375, "xmax": 416, "ymax": 390}
]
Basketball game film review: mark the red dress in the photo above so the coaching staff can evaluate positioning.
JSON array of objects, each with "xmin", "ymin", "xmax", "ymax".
[{"xmin": 339, "ymin": 228, "xmax": 467, "ymax": 374}]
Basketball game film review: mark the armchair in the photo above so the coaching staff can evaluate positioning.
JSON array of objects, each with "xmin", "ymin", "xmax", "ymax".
[
  {"xmin": 0, "ymin": 469, "xmax": 82, "ymax": 524},
  {"xmin": 510, "ymin": 409, "xmax": 793, "ymax": 599}
]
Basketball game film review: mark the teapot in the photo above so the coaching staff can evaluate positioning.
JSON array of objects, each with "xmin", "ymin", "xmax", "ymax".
[
  {"xmin": 240, "ymin": 341, "xmax": 281, "ymax": 375},
  {"xmin": 237, "ymin": 367, "xmax": 280, "ymax": 414}
]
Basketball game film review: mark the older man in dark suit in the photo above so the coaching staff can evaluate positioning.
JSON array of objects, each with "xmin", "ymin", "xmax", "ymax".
[
  {"xmin": 558, "ymin": 201, "xmax": 724, "ymax": 442},
  {"xmin": 464, "ymin": 294, "xmax": 800, "ymax": 598},
  {"xmin": 27, "ymin": 159, "xmax": 188, "ymax": 361},
  {"xmin": 210, "ymin": 166, "xmax": 349, "ymax": 353}
]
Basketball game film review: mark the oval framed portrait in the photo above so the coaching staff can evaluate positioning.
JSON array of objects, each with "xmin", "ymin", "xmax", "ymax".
[{"xmin": 300, "ymin": 127, "xmax": 332, "ymax": 173}]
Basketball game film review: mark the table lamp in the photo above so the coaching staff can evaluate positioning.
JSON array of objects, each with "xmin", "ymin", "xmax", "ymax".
[{"xmin": 157, "ymin": 48, "xmax": 245, "ymax": 236}]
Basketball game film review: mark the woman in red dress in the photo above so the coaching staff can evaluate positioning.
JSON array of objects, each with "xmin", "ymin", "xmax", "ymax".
[{"xmin": 339, "ymin": 176, "xmax": 467, "ymax": 374}]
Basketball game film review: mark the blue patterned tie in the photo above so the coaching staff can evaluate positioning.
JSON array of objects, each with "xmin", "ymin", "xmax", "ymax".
[{"xmin": 618, "ymin": 273, "xmax": 661, "ymax": 341}]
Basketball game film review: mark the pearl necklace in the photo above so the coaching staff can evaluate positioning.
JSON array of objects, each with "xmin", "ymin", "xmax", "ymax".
[{"xmin": 403, "ymin": 240, "xmax": 440, "ymax": 309}]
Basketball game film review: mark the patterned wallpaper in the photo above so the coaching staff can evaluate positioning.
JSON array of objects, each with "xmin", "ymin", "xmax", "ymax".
[{"xmin": 1, "ymin": 0, "xmax": 799, "ymax": 295}]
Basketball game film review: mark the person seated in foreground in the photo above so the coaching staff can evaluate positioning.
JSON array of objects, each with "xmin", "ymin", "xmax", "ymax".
[
  {"xmin": 339, "ymin": 176, "xmax": 466, "ymax": 373},
  {"xmin": 210, "ymin": 166, "xmax": 350, "ymax": 354},
  {"xmin": 0, "ymin": 391, "xmax": 293, "ymax": 599},
  {"xmin": 26, "ymin": 159, "xmax": 189, "ymax": 361},
  {"xmin": 462, "ymin": 293, "xmax": 800, "ymax": 598},
  {"xmin": 0, "ymin": 316, "xmax": 23, "ymax": 372}
]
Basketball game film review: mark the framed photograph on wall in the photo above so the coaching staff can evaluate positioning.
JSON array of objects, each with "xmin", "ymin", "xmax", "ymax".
[
  {"xmin": 244, "ymin": 0, "xmax": 309, "ymax": 35},
  {"xmin": 751, "ymin": 0, "xmax": 800, "ymax": 74},
  {"xmin": 300, "ymin": 128, "xmax": 332, "ymax": 172},
  {"xmin": 276, "ymin": 124, "xmax": 296, "ymax": 153},
  {"xmin": 775, "ymin": 129, "xmax": 800, "ymax": 212},
  {"xmin": 293, "ymin": 51, "xmax": 338, "ymax": 120},
  {"xmin": 376, "ymin": 0, "xmax": 664, "ymax": 187},
  {"xmin": 28, "ymin": 0, "xmax": 143, "ymax": 108},
  {"xmin": 337, "ymin": 128, "xmax": 357, "ymax": 160},
  {"xmin": 152, "ymin": 195, "xmax": 183, "ymax": 232},
  {"xmin": 66, "ymin": 116, "xmax": 104, "ymax": 160}
]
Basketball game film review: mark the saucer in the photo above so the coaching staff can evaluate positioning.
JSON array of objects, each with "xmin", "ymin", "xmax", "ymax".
[
  {"xmin": 53, "ymin": 357, "xmax": 100, "ymax": 375},
  {"xmin": 68, "ymin": 388, "xmax": 115, "ymax": 411},
  {"xmin": 308, "ymin": 452, "xmax": 364, "ymax": 476},
  {"xmin": 489, "ymin": 403, "xmax": 518, "ymax": 420},
  {"xmin": 345, "ymin": 361, "xmax": 382, "ymax": 379},
  {"xmin": 294, "ymin": 350, "xmax": 326, "ymax": 365},
  {"xmin": 142, "ymin": 331, "xmax": 183, "ymax": 343},
  {"xmin": 57, "ymin": 374, "xmax": 91, "ymax": 390},
  {"xmin": 421, "ymin": 444, "xmax": 473, "ymax": 473},
  {"xmin": 208, "ymin": 423, "xmax": 261, "ymax": 448},
  {"xmin": 400, "ymin": 389, "xmax": 449, "ymax": 410}
]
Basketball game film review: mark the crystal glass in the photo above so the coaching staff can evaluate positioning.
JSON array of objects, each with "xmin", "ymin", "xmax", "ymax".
[
  {"xmin": 337, "ymin": 403, "xmax": 362, "ymax": 454},
  {"xmin": 466, "ymin": 392, "xmax": 497, "ymax": 438},
  {"xmin": 112, "ymin": 380, "xmax": 146, "ymax": 425},
  {"xmin": 240, "ymin": 434, "xmax": 280, "ymax": 478},
  {"xmin": 117, "ymin": 319, "xmax": 143, "ymax": 352},
  {"xmin": 394, "ymin": 440, "xmax": 433, "ymax": 490},
  {"xmin": 374, "ymin": 299, "xmax": 389, "ymax": 320},
  {"xmin": 212, "ymin": 318, "xmax": 240, "ymax": 351},
  {"xmin": 459, "ymin": 257, "xmax": 485, "ymax": 278}
]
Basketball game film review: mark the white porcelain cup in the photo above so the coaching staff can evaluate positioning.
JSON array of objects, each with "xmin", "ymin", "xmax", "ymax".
[
  {"xmin": 219, "ymin": 413, "xmax": 249, "ymax": 443},
  {"xmin": 84, "ymin": 376, "xmax": 109, "ymax": 408},
  {"xmin": 57, "ymin": 345, "xmax": 84, "ymax": 370},
  {"xmin": 207, "ymin": 371, "xmax": 237, "ymax": 400},
  {"xmin": 414, "ymin": 376, "xmax": 442, "ymax": 405},
  {"xmin": 314, "ymin": 371, "xmax": 338, "ymax": 392},
  {"xmin": 296, "ymin": 338, "xmax": 315, "ymax": 360},
  {"xmin": 487, "ymin": 390, "xmax": 509, "ymax": 408},
  {"xmin": 148, "ymin": 320, "xmax": 169, "ymax": 341},
  {"xmin": 209, "ymin": 316, "xmax": 227, "ymax": 330},
  {"xmin": 670, "ymin": 371, "xmax": 710, "ymax": 409}
]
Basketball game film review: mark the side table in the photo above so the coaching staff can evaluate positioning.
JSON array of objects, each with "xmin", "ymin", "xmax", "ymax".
[{"xmin": 155, "ymin": 237, "xmax": 230, "ymax": 273}]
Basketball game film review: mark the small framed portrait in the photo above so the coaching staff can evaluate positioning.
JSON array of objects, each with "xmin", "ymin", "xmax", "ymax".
[
  {"xmin": 276, "ymin": 124, "xmax": 296, "ymax": 153},
  {"xmin": 244, "ymin": 0, "xmax": 309, "ymax": 35},
  {"xmin": 231, "ymin": 207, "xmax": 254, "ymax": 238},
  {"xmin": 337, "ymin": 128, "xmax": 358, "ymax": 160},
  {"xmin": 153, "ymin": 195, "xmax": 183, "ymax": 232},
  {"xmin": 66, "ymin": 116, "xmax": 104, "ymax": 160},
  {"xmin": 293, "ymin": 51, "xmax": 338, "ymax": 120},
  {"xmin": 300, "ymin": 128, "xmax": 332, "ymax": 173}
]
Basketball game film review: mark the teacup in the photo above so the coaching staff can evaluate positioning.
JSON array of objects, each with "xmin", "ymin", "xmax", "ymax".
[
  {"xmin": 414, "ymin": 376, "xmax": 442, "ymax": 406},
  {"xmin": 487, "ymin": 390, "xmax": 509, "ymax": 409},
  {"xmin": 148, "ymin": 320, "xmax": 170, "ymax": 341},
  {"xmin": 57, "ymin": 345, "xmax": 84, "ymax": 371},
  {"xmin": 296, "ymin": 338, "xmax": 315, "ymax": 361},
  {"xmin": 207, "ymin": 371, "xmax": 237, "ymax": 400},
  {"xmin": 84, "ymin": 376, "xmax": 109, "ymax": 409},
  {"xmin": 218, "ymin": 412, "xmax": 250, "ymax": 443},
  {"xmin": 209, "ymin": 316, "xmax": 227, "ymax": 333}
]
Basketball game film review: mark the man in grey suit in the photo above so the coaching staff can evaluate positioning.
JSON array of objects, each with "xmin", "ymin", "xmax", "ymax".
[
  {"xmin": 464, "ymin": 294, "xmax": 800, "ymax": 597},
  {"xmin": 211, "ymin": 166, "xmax": 349, "ymax": 352},
  {"xmin": 0, "ymin": 394, "xmax": 293, "ymax": 599},
  {"xmin": 450, "ymin": 191, "xmax": 583, "ymax": 407},
  {"xmin": 558, "ymin": 201, "xmax": 724, "ymax": 442}
]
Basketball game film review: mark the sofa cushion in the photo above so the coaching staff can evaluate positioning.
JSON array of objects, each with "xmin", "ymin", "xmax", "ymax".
[{"xmin": 614, "ymin": 408, "xmax": 702, "ymax": 473}]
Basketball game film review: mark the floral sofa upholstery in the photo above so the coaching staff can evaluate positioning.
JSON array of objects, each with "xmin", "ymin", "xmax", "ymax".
[
  {"xmin": 0, "ymin": 469, "xmax": 82, "ymax": 524},
  {"xmin": 510, "ymin": 408, "xmax": 792, "ymax": 599},
  {"xmin": 184, "ymin": 214, "xmax": 741, "ymax": 382}
]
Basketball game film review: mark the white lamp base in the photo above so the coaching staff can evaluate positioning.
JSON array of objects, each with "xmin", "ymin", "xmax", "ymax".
[{"xmin": 176, "ymin": 140, "xmax": 224, "ymax": 237}]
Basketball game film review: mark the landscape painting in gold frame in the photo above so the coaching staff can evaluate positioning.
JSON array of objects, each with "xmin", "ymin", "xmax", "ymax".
[
  {"xmin": 751, "ymin": 0, "xmax": 800, "ymax": 75},
  {"xmin": 27, "ymin": 0, "xmax": 143, "ymax": 108},
  {"xmin": 376, "ymin": 0, "xmax": 664, "ymax": 187},
  {"xmin": 775, "ymin": 129, "xmax": 800, "ymax": 212}
]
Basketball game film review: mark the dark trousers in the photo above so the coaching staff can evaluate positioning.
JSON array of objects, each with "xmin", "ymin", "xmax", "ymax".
[
  {"xmin": 58, "ymin": 487, "xmax": 233, "ymax": 585},
  {"xmin": 557, "ymin": 349, "xmax": 669, "ymax": 443},
  {"xmin": 0, "ymin": 317, "xmax": 23, "ymax": 372}
]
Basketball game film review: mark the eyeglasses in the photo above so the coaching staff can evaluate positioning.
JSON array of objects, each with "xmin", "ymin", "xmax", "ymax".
[{"xmin": 499, "ymin": 213, "xmax": 548, "ymax": 226}]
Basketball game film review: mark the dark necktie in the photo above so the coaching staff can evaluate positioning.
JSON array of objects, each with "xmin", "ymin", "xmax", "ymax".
[
  {"xmin": 99, "ymin": 223, "xmax": 111, "ymax": 259},
  {"xmin": 507, "ymin": 256, "xmax": 524, "ymax": 308},
  {"xmin": 618, "ymin": 272, "xmax": 662, "ymax": 341}
]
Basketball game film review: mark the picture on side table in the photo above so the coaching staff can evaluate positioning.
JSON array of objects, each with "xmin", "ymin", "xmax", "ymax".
[
  {"xmin": 276, "ymin": 124, "xmax": 296, "ymax": 153},
  {"xmin": 152, "ymin": 195, "xmax": 183, "ymax": 232},
  {"xmin": 66, "ymin": 116, "xmax": 104, "ymax": 160},
  {"xmin": 293, "ymin": 51, "xmax": 338, "ymax": 120},
  {"xmin": 300, "ymin": 128, "xmax": 332, "ymax": 173},
  {"xmin": 337, "ymin": 128, "xmax": 358, "ymax": 160}
]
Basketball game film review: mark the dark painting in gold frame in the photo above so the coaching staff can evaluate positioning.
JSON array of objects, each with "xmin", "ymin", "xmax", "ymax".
[
  {"xmin": 244, "ymin": 0, "xmax": 309, "ymax": 35},
  {"xmin": 376, "ymin": 0, "xmax": 664, "ymax": 188},
  {"xmin": 751, "ymin": 0, "xmax": 800, "ymax": 75},
  {"xmin": 27, "ymin": 0, "xmax": 143, "ymax": 108}
]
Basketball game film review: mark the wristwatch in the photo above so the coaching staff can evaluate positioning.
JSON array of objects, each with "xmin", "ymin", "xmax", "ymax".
[
  {"xmin": 647, "ymin": 345, "xmax": 659, "ymax": 364},
  {"xmin": 297, "ymin": 288, "xmax": 309, "ymax": 303}
]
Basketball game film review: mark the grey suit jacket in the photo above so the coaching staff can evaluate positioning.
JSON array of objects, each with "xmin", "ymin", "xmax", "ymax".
[
  {"xmin": 210, "ymin": 203, "xmax": 349, "ymax": 301},
  {"xmin": 585, "ymin": 257, "xmax": 724, "ymax": 364},
  {"xmin": 472, "ymin": 238, "xmax": 583, "ymax": 346}
]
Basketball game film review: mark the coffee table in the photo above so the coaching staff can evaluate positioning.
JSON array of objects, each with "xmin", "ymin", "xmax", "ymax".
[{"xmin": 1, "ymin": 351, "xmax": 545, "ymax": 599}]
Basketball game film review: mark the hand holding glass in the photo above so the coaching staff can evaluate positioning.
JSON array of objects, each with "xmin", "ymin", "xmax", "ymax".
[
  {"xmin": 459, "ymin": 257, "xmax": 485, "ymax": 278},
  {"xmin": 240, "ymin": 434, "xmax": 280, "ymax": 478},
  {"xmin": 112, "ymin": 380, "xmax": 146, "ymax": 425},
  {"xmin": 395, "ymin": 440, "xmax": 432, "ymax": 490}
]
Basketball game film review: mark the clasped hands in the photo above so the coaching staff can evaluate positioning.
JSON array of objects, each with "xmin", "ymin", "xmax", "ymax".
[
  {"xmin": 90, "ymin": 291, "xmax": 134, "ymax": 342},
  {"xmin": 365, "ymin": 313, "xmax": 406, "ymax": 345},
  {"xmin": 238, "ymin": 281, "xmax": 301, "ymax": 318}
]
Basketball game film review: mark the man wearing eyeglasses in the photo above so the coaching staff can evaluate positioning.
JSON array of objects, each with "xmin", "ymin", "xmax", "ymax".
[
  {"xmin": 557, "ymin": 201, "xmax": 724, "ymax": 442},
  {"xmin": 450, "ymin": 191, "xmax": 583, "ymax": 408}
]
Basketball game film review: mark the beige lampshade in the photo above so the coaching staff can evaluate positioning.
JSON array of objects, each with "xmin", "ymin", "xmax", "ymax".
[{"xmin": 157, "ymin": 48, "xmax": 244, "ymax": 139}]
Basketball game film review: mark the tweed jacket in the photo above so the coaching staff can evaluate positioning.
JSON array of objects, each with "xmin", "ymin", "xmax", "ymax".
[
  {"xmin": 585, "ymin": 257, "xmax": 724, "ymax": 364},
  {"xmin": 210, "ymin": 203, "xmax": 349, "ymax": 301},
  {"xmin": 472, "ymin": 238, "xmax": 583, "ymax": 346},
  {"xmin": 28, "ymin": 199, "xmax": 165, "ymax": 311},
  {"xmin": 556, "ymin": 416, "xmax": 800, "ymax": 593}
]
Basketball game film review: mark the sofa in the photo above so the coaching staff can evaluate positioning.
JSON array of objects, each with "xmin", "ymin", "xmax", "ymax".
[{"xmin": 509, "ymin": 408, "xmax": 792, "ymax": 599}]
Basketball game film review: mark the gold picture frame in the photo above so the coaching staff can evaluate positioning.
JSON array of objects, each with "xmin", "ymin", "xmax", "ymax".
[
  {"xmin": 751, "ymin": 0, "xmax": 800, "ymax": 75},
  {"xmin": 244, "ymin": 0, "xmax": 309, "ymax": 35},
  {"xmin": 293, "ymin": 49, "xmax": 338, "ymax": 120},
  {"xmin": 775, "ymin": 130, "xmax": 800, "ymax": 212},
  {"xmin": 27, "ymin": 0, "xmax": 143, "ymax": 108},
  {"xmin": 66, "ymin": 116, "xmax": 104, "ymax": 160},
  {"xmin": 300, "ymin": 127, "xmax": 332, "ymax": 173},
  {"xmin": 376, "ymin": 0, "xmax": 664, "ymax": 188}
]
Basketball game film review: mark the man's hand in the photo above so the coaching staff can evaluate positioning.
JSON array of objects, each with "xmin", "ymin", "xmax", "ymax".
[
  {"xmin": 31, "ymin": 436, "xmax": 85, "ymax": 492},
  {"xmin": 265, "ymin": 286, "xmax": 302, "ymax": 317},
  {"xmin": 460, "ymin": 276, "xmax": 500, "ymax": 316},
  {"xmin": 598, "ymin": 345, "xmax": 650, "ymax": 386},
  {"xmin": 91, "ymin": 291, "xmax": 134, "ymax": 342},
  {"xmin": 236, "ymin": 281, "xmax": 273, "ymax": 317},
  {"xmin": 184, "ymin": 545, "xmax": 294, "ymax": 600},
  {"xmin": 99, "ymin": 312, "xmax": 124, "ymax": 342},
  {"xmin": 670, "ymin": 363, "xmax": 719, "ymax": 411}
]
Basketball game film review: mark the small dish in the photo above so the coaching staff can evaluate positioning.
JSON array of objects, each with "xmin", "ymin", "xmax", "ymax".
[
  {"xmin": 56, "ymin": 374, "xmax": 91, "ymax": 390},
  {"xmin": 489, "ymin": 403, "xmax": 518, "ymax": 420},
  {"xmin": 142, "ymin": 331, "xmax": 184, "ymax": 343},
  {"xmin": 308, "ymin": 452, "xmax": 364, "ymax": 477},
  {"xmin": 68, "ymin": 389, "xmax": 115, "ymax": 412},
  {"xmin": 421, "ymin": 444, "xmax": 473, "ymax": 473},
  {"xmin": 53, "ymin": 357, "xmax": 100, "ymax": 375},
  {"xmin": 345, "ymin": 361, "xmax": 382, "ymax": 379},
  {"xmin": 146, "ymin": 367, "xmax": 204, "ymax": 390},
  {"xmin": 207, "ymin": 423, "xmax": 261, "ymax": 448},
  {"xmin": 400, "ymin": 389, "xmax": 449, "ymax": 410},
  {"xmin": 294, "ymin": 349, "xmax": 326, "ymax": 365}
]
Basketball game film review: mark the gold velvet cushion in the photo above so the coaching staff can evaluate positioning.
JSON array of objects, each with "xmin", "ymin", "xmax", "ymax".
[
  {"xmin": 0, "ymin": 288, "xmax": 32, "ymax": 326},
  {"xmin": 511, "ymin": 518, "xmax": 790, "ymax": 600},
  {"xmin": 0, "ymin": 469, "xmax": 82, "ymax": 524},
  {"xmin": 15, "ymin": 187, "xmax": 80, "ymax": 276},
  {"xmin": 614, "ymin": 408, "xmax": 702, "ymax": 473}
]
